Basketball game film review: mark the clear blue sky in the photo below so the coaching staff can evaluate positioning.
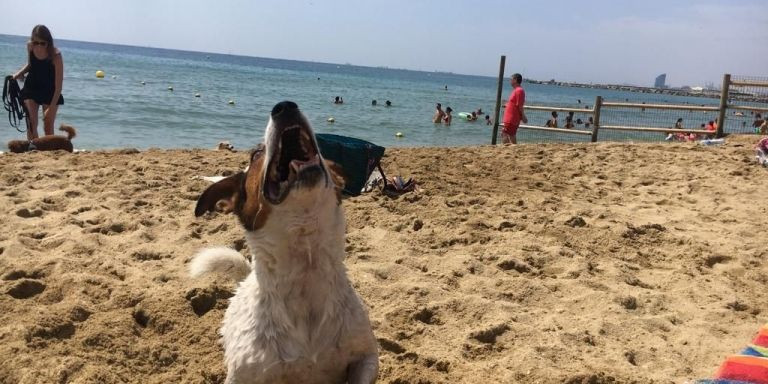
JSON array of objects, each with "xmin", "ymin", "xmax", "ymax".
[{"xmin": 2, "ymin": 0, "xmax": 766, "ymax": 87}]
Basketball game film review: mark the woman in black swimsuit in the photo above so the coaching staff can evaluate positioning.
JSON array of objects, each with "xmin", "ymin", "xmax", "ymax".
[{"xmin": 12, "ymin": 25, "xmax": 64, "ymax": 140}]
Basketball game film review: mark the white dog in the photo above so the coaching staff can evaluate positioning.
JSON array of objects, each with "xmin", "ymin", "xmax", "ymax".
[{"xmin": 191, "ymin": 101, "xmax": 379, "ymax": 384}]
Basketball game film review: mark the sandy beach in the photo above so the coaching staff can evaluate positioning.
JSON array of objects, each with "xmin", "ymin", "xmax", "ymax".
[{"xmin": 0, "ymin": 136, "xmax": 766, "ymax": 384}]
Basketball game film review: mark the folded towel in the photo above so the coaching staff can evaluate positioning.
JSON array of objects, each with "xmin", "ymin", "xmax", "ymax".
[
  {"xmin": 699, "ymin": 324, "xmax": 768, "ymax": 384},
  {"xmin": 715, "ymin": 355, "xmax": 768, "ymax": 384},
  {"xmin": 752, "ymin": 325, "xmax": 768, "ymax": 348}
]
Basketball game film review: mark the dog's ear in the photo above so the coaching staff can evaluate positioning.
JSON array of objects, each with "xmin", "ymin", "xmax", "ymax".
[
  {"xmin": 195, "ymin": 172, "xmax": 245, "ymax": 217},
  {"xmin": 324, "ymin": 160, "xmax": 346, "ymax": 202}
]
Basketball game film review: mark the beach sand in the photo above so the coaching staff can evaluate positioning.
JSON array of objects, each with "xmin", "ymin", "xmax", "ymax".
[{"xmin": 0, "ymin": 136, "xmax": 766, "ymax": 384}]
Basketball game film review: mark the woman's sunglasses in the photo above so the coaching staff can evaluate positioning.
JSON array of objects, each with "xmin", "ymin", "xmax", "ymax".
[{"xmin": 31, "ymin": 41, "xmax": 48, "ymax": 47}]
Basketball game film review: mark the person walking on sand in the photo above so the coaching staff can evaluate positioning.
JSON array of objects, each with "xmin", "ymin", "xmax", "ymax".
[
  {"xmin": 433, "ymin": 103, "xmax": 446, "ymax": 123},
  {"xmin": 502, "ymin": 73, "xmax": 527, "ymax": 144},
  {"xmin": 11, "ymin": 25, "xmax": 64, "ymax": 141}
]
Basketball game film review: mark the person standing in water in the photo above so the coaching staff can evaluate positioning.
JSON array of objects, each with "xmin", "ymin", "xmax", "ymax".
[
  {"xmin": 443, "ymin": 107, "xmax": 453, "ymax": 125},
  {"xmin": 433, "ymin": 103, "xmax": 446, "ymax": 123},
  {"xmin": 12, "ymin": 25, "xmax": 64, "ymax": 140}
]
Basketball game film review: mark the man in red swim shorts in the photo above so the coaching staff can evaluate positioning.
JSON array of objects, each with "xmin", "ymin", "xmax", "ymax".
[{"xmin": 502, "ymin": 73, "xmax": 527, "ymax": 144}]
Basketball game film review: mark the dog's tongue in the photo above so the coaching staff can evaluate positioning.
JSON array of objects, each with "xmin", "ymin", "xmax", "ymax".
[{"xmin": 289, "ymin": 154, "xmax": 320, "ymax": 174}]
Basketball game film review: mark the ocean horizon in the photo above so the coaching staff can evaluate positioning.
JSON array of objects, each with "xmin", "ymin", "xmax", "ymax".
[{"xmin": 1, "ymin": 34, "xmax": 744, "ymax": 150}]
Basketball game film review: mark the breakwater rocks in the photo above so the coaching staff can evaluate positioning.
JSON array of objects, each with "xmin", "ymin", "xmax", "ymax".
[{"xmin": 525, "ymin": 79, "xmax": 768, "ymax": 103}]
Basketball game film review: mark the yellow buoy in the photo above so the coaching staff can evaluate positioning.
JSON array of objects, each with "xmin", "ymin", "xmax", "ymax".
[
  {"xmin": 228, "ymin": 100, "xmax": 235, "ymax": 105},
  {"xmin": 327, "ymin": 117, "xmax": 335, "ymax": 123},
  {"xmin": 95, "ymin": 70, "xmax": 105, "ymax": 78},
  {"xmin": 395, "ymin": 132, "xmax": 404, "ymax": 138},
  {"xmin": 168, "ymin": 86, "xmax": 174, "ymax": 91}
]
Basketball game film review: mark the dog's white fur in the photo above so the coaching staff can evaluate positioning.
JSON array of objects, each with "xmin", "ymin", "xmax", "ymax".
[
  {"xmin": 189, "ymin": 247, "xmax": 250, "ymax": 282},
  {"xmin": 191, "ymin": 102, "xmax": 378, "ymax": 384}
]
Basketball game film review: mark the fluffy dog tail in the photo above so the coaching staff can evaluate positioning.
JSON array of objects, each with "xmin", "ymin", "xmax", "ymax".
[
  {"xmin": 59, "ymin": 124, "xmax": 76, "ymax": 139},
  {"xmin": 189, "ymin": 247, "xmax": 251, "ymax": 281}
]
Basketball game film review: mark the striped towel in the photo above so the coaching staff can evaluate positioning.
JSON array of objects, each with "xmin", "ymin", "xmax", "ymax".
[{"xmin": 699, "ymin": 324, "xmax": 768, "ymax": 384}]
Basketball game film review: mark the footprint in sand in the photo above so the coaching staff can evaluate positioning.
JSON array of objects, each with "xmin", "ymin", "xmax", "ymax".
[
  {"xmin": 88, "ymin": 222, "xmax": 130, "ymax": 235},
  {"xmin": 412, "ymin": 307, "xmax": 442, "ymax": 325},
  {"xmin": 40, "ymin": 196, "xmax": 68, "ymax": 212},
  {"xmin": 25, "ymin": 316, "xmax": 75, "ymax": 344},
  {"xmin": 17, "ymin": 232, "xmax": 66, "ymax": 250},
  {"xmin": 6, "ymin": 279, "xmax": 46, "ymax": 299},
  {"xmin": 131, "ymin": 250, "xmax": 170, "ymax": 262},
  {"xmin": 185, "ymin": 286, "xmax": 233, "ymax": 317},
  {"xmin": 376, "ymin": 337, "xmax": 406, "ymax": 354},
  {"xmin": 3, "ymin": 268, "xmax": 48, "ymax": 281},
  {"xmin": 469, "ymin": 323, "xmax": 510, "ymax": 344},
  {"xmin": 16, "ymin": 208, "xmax": 43, "ymax": 218}
]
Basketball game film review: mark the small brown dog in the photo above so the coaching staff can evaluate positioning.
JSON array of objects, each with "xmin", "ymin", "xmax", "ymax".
[
  {"xmin": 7, "ymin": 124, "xmax": 77, "ymax": 153},
  {"xmin": 216, "ymin": 141, "xmax": 235, "ymax": 151}
]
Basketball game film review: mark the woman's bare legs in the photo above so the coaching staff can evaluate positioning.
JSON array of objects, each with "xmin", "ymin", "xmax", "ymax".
[
  {"xmin": 24, "ymin": 99, "xmax": 40, "ymax": 140},
  {"xmin": 42, "ymin": 103, "xmax": 58, "ymax": 136}
]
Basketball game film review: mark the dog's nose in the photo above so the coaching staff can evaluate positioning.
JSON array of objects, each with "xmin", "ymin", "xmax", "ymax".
[{"xmin": 271, "ymin": 101, "xmax": 299, "ymax": 118}]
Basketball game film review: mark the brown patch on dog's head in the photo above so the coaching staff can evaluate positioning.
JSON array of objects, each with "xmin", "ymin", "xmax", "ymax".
[
  {"xmin": 195, "ymin": 144, "xmax": 273, "ymax": 231},
  {"xmin": 196, "ymin": 101, "xmax": 349, "ymax": 230},
  {"xmin": 195, "ymin": 145, "xmax": 346, "ymax": 231}
]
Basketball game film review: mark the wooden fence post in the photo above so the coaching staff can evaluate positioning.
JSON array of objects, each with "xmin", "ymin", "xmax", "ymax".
[
  {"xmin": 491, "ymin": 55, "xmax": 506, "ymax": 145},
  {"xmin": 716, "ymin": 74, "xmax": 730, "ymax": 138},
  {"xmin": 591, "ymin": 96, "xmax": 602, "ymax": 142}
]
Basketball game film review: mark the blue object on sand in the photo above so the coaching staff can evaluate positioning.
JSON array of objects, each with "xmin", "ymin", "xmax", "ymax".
[{"xmin": 316, "ymin": 133, "xmax": 385, "ymax": 196}]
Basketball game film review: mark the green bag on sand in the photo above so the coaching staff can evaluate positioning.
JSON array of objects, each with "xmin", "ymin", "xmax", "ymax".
[{"xmin": 316, "ymin": 133, "xmax": 386, "ymax": 196}]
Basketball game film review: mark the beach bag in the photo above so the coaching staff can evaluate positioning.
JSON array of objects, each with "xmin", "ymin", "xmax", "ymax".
[{"xmin": 316, "ymin": 133, "xmax": 386, "ymax": 196}]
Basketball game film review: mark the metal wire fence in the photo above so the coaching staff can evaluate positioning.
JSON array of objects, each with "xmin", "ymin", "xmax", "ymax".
[
  {"xmin": 516, "ymin": 104, "xmax": 595, "ymax": 144},
  {"xmin": 727, "ymin": 74, "xmax": 768, "ymax": 135},
  {"xmin": 598, "ymin": 101, "xmax": 718, "ymax": 142}
]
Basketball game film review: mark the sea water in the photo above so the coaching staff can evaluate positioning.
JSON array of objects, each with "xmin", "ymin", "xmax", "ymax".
[{"xmin": 0, "ymin": 34, "xmax": 750, "ymax": 150}]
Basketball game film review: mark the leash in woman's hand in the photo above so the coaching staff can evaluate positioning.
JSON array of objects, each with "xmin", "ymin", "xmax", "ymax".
[{"xmin": 3, "ymin": 75, "xmax": 30, "ymax": 133}]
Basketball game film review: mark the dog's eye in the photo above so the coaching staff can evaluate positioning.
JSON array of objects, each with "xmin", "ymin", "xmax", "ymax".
[{"xmin": 250, "ymin": 144, "xmax": 266, "ymax": 161}]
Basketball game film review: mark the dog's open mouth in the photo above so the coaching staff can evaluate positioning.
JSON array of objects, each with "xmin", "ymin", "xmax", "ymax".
[{"xmin": 263, "ymin": 124, "xmax": 323, "ymax": 204}]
